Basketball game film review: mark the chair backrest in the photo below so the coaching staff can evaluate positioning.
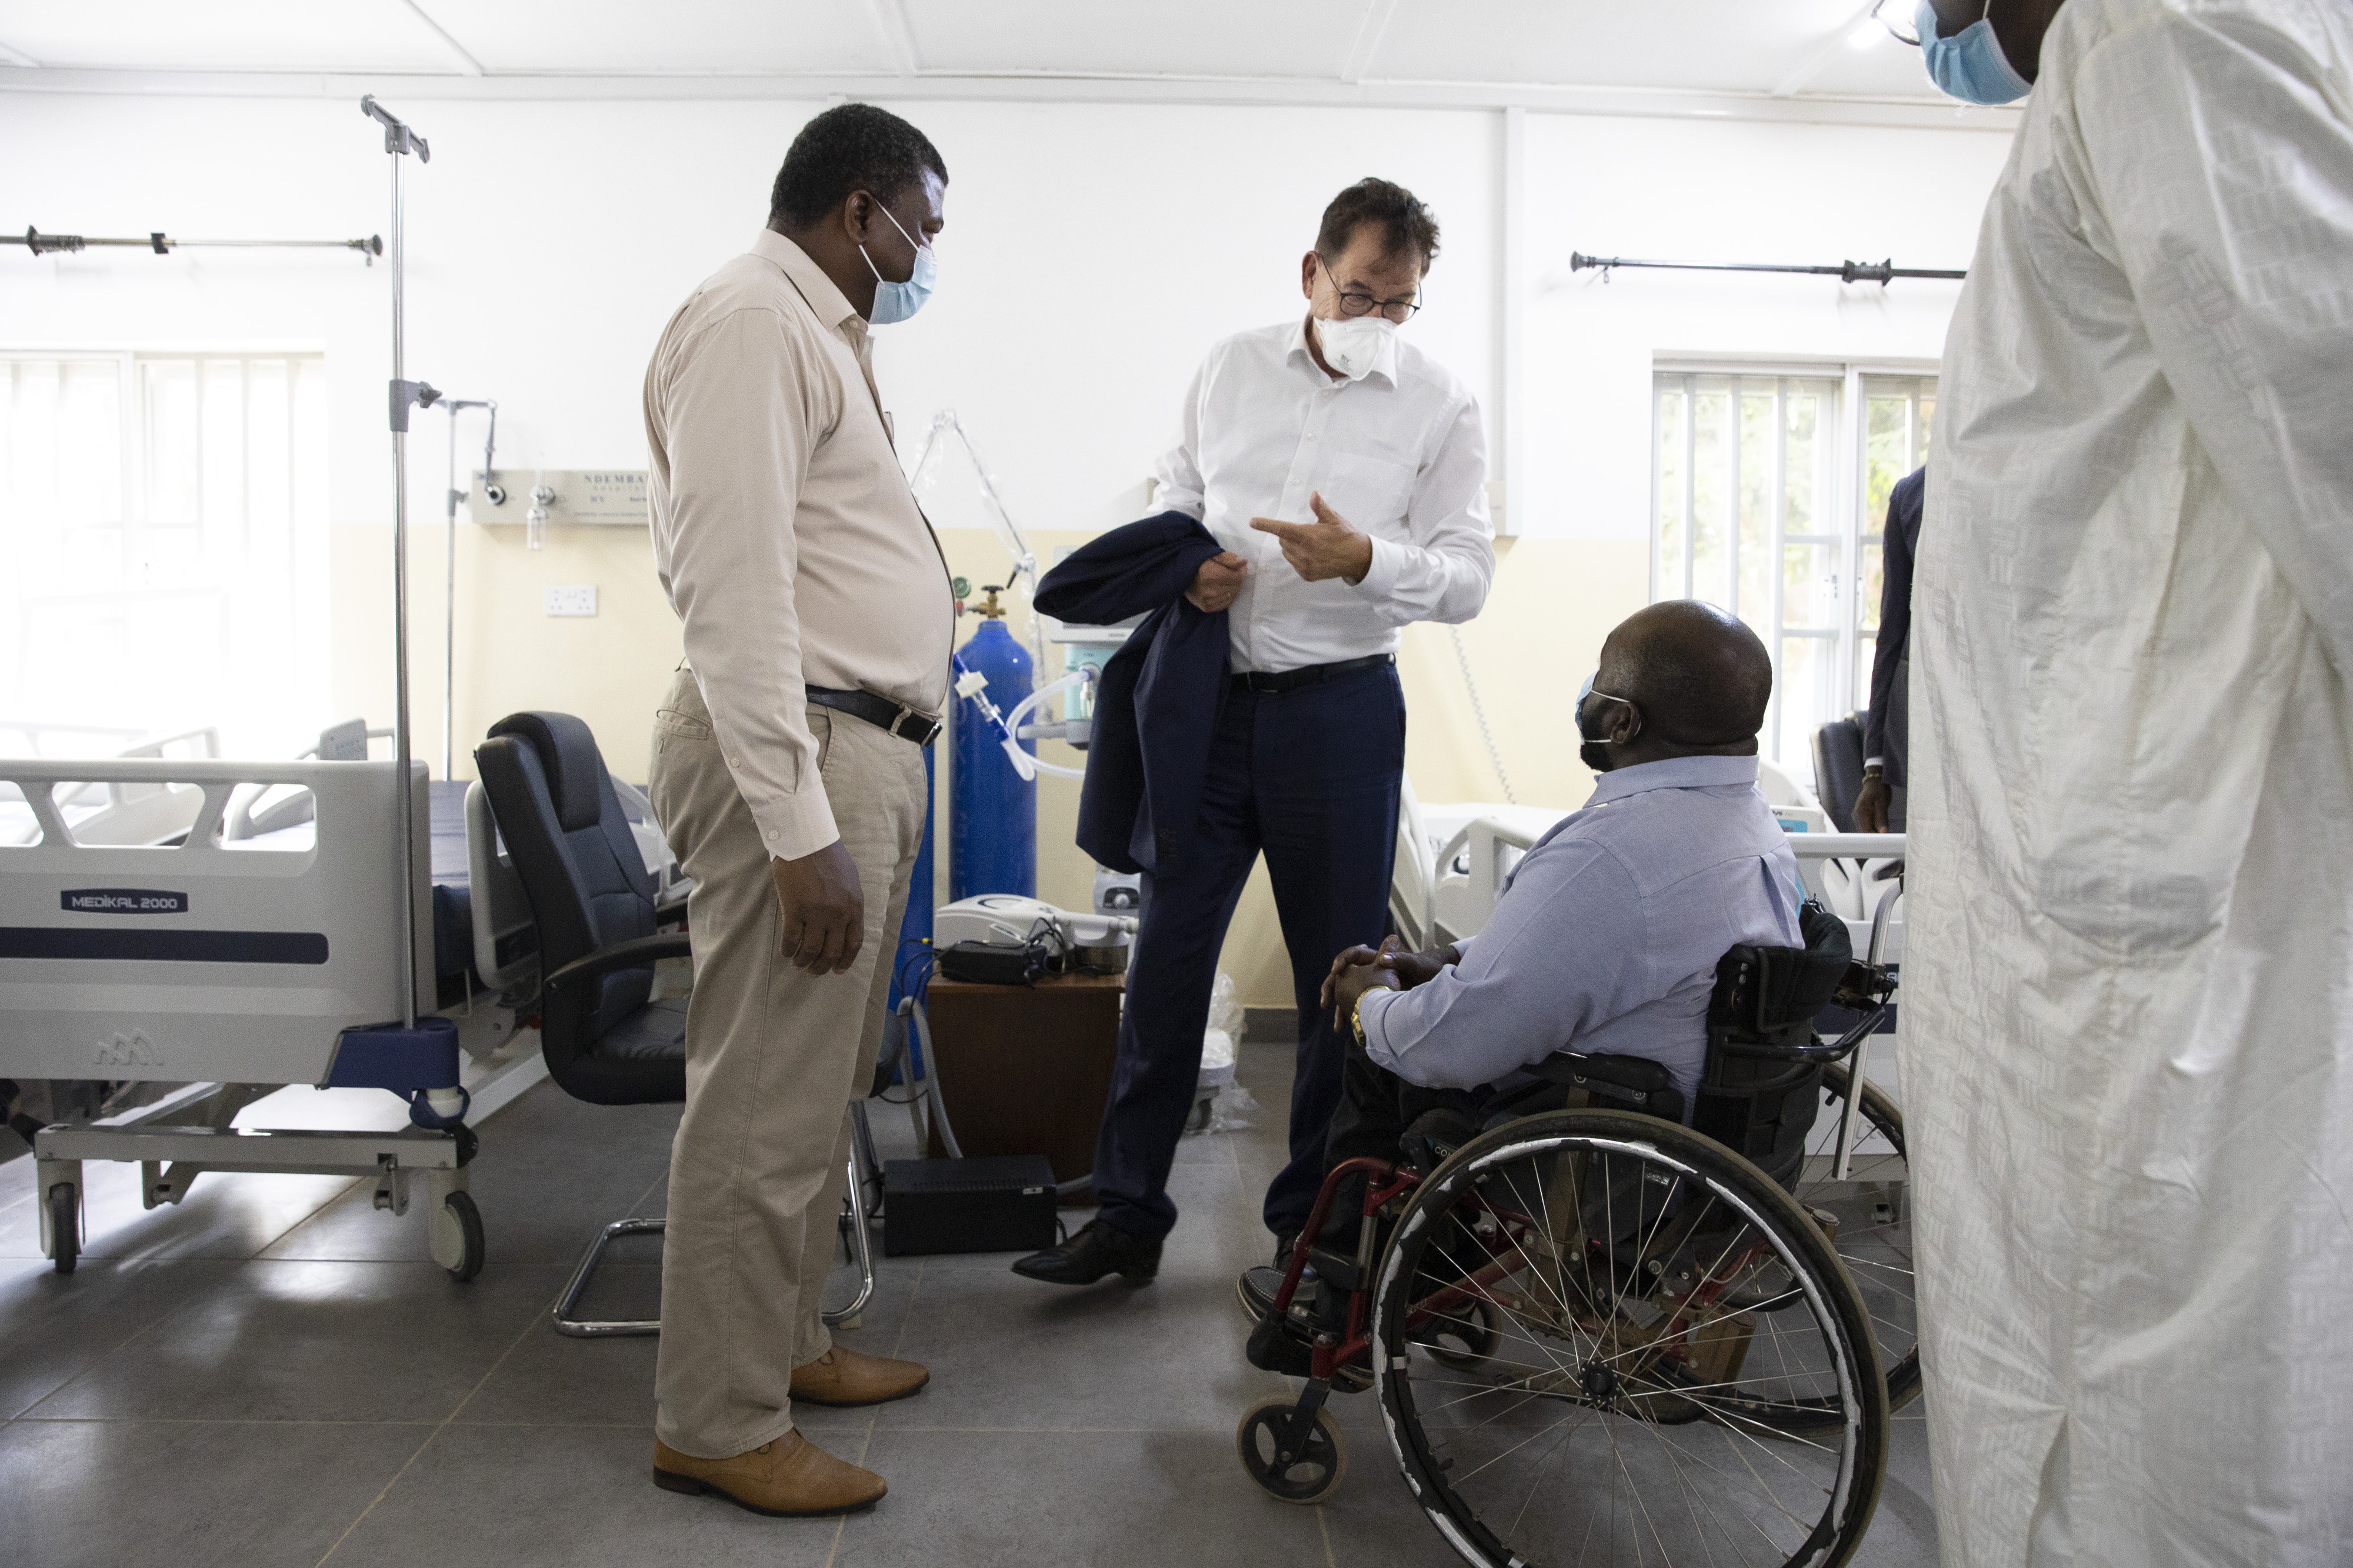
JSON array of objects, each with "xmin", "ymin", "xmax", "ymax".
[
  {"xmin": 1694, "ymin": 903, "xmax": 1855, "ymax": 1189},
  {"xmin": 1811, "ymin": 713, "xmax": 1867, "ymax": 832},
  {"xmin": 474, "ymin": 712, "xmax": 670, "ymax": 1102}
]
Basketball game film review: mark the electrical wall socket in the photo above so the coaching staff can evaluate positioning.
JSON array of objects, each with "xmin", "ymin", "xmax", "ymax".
[{"xmin": 544, "ymin": 585, "xmax": 598, "ymax": 618}]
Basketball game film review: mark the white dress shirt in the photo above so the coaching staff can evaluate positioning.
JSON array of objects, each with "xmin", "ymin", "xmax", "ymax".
[{"xmin": 1152, "ymin": 318, "xmax": 1495, "ymax": 673}]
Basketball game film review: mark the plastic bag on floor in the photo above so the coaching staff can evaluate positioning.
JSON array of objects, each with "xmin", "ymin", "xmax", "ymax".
[
  {"xmin": 1197, "ymin": 1080, "xmax": 1259, "ymax": 1135},
  {"xmin": 1187, "ymin": 973, "xmax": 1257, "ymax": 1135}
]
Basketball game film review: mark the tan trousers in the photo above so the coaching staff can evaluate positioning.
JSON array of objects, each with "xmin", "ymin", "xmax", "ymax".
[{"xmin": 647, "ymin": 667, "xmax": 925, "ymax": 1459}]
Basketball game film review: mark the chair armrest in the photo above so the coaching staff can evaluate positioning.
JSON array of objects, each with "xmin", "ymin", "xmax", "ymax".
[
  {"xmin": 654, "ymin": 892, "xmax": 690, "ymax": 926},
  {"xmin": 544, "ymin": 933, "xmax": 694, "ymax": 1000}
]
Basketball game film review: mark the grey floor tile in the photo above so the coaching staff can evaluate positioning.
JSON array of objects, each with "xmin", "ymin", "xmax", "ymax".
[
  {"xmin": 25, "ymin": 1260, "xmax": 563, "ymax": 1423},
  {"xmin": 832, "ymin": 1427, "xmax": 1332, "ymax": 1568},
  {"xmin": 459, "ymin": 1254, "xmax": 922, "ymax": 1432},
  {"xmin": 0, "ymin": 1159, "xmax": 359, "ymax": 1262},
  {"xmin": 326, "ymin": 1422, "xmax": 841, "ymax": 1568},
  {"xmin": 1859, "ymin": 1409, "xmax": 1942, "ymax": 1566},
  {"xmin": 0, "ymin": 1258, "xmax": 241, "ymax": 1422},
  {"xmin": 262, "ymin": 1083, "xmax": 681, "ymax": 1266},
  {"xmin": 0, "ymin": 1416, "xmax": 426, "ymax": 1568},
  {"xmin": 873, "ymin": 1254, "xmax": 1293, "ymax": 1433}
]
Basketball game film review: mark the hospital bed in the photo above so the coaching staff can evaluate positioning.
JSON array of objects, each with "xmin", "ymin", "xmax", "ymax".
[{"xmin": 1, "ymin": 748, "xmax": 496, "ymax": 1277}]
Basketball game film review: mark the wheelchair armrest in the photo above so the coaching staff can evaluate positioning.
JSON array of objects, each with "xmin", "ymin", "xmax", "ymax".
[{"xmin": 544, "ymin": 933, "xmax": 694, "ymax": 1001}]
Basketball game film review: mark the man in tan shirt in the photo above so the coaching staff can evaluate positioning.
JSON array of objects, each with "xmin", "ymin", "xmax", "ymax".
[{"xmin": 641, "ymin": 103, "xmax": 953, "ymax": 1519}]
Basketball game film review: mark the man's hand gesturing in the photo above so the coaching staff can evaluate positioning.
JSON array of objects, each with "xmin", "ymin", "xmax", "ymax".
[
  {"xmin": 1251, "ymin": 492, "xmax": 1375, "ymax": 585},
  {"xmin": 1187, "ymin": 551, "xmax": 1248, "ymax": 613}
]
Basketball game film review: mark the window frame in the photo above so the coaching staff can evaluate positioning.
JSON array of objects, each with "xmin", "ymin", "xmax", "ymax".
[
  {"xmin": 0, "ymin": 345, "xmax": 330, "ymax": 753},
  {"xmin": 1648, "ymin": 355, "xmax": 1937, "ymax": 769}
]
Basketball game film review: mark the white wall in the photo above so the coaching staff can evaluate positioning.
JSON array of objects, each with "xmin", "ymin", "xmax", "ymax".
[{"xmin": 0, "ymin": 87, "xmax": 2012, "ymax": 1002}]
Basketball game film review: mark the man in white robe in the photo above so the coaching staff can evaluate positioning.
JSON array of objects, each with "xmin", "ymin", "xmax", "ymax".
[{"xmin": 1909, "ymin": 0, "xmax": 2353, "ymax": 1562}]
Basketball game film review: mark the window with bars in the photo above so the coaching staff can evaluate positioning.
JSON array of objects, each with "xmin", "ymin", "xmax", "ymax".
[
  {"xmin": 0, "ymin": 352, "xmax": 331, "ymax": 756},
  {"xmin": 1651, "ymin": 367, "xmax": 1933, "ymax": 769}
]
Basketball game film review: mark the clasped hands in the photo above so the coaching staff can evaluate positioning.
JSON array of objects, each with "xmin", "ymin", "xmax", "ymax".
[
  {"xmin": 1321, "ymin": 935, "xmax": 1461, "ymax": 1032},
  {"xmin": 1184, "ymin": 490, "xmax": 1374, "ymax": 613}
]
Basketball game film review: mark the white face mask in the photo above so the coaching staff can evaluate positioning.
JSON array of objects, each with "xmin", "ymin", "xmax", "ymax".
[{"xmin": 1314, "ymin": 315, "xmax": 1394, "ymax": 379}]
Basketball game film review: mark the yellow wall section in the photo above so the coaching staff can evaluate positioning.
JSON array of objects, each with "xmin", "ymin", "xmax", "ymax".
[{"xmin": 336, "ymin": 518, "xmax": 1647, "ymax": 1008}]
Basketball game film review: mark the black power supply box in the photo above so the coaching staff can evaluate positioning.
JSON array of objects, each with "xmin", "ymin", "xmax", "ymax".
[{"xmin": 882, "ymin": 1156, "xmax": 1059, "ymax": 1257}]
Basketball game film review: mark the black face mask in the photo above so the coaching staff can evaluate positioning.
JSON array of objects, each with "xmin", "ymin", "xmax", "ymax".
[{"xmin": 1577, "ymin": 672, "xmax": 1635, "ymax": 773}]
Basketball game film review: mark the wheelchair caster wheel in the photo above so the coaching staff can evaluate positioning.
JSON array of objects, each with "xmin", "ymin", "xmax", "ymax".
[
  {"xmin": 48, "ymin": 1182, "xmax": 78, "ymax": 1276},
  {"xmin": 1236, "ymin": 1396, "xmax": 1347, "ymax": 1504},
  {"xmin": 436, "ymin": 1190, "xmax": 485, "ymax": 1282}
]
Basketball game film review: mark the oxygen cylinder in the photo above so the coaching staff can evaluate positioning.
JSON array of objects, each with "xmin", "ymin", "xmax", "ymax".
[{"xmin": 951, "ymin": 600, "xmax": 1036, "ymax": 899}]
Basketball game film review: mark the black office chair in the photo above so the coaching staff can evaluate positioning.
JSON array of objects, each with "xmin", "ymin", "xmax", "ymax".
[
  {"xmin": 1812, "ymin": 712, "xmax": 1868, "ymax": 832},
  {"xmin": 474, "ymin": 710, "xmax": 875, "ymax": 1337},
  {"xmin": 475, "ymin": 712, "xmax": 686, "ymax": 1335}
]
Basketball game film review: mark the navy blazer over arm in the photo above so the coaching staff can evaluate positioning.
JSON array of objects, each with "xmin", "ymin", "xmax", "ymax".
[{"xmin": 1034, "ymin": 512, "xmax": 1229, "ymax": 876}]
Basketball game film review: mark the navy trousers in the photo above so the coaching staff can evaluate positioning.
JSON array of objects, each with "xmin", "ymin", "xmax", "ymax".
[{"xmin": 1092, "ymin": 661, "xmax": 1405, "ymax": 1243}]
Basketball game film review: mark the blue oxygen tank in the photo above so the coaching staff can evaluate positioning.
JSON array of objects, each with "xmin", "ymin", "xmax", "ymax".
[
  {"xmin": 951, "ymin": 596, "xmax": 1036, "ymax": 899},
  {"xmin": 886, "ymin": 744, "xmax": 936, "ymax": 1015}
]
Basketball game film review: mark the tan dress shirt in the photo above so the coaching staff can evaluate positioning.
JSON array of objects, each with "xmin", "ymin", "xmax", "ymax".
[{"xmin": 645, "ymin": 230, "xmax": 952, "ymax": 861}]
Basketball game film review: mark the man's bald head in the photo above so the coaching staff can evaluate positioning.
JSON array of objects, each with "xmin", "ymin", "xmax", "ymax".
[{"xmin": 1592, "ymin": 600, "xmax": 1773, "ymax": 752}]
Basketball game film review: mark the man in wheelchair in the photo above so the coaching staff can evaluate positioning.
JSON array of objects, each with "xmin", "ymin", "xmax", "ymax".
[{"xmin": 1238, "ymin": 599, "xmax": 1804, "ymax": 1352}]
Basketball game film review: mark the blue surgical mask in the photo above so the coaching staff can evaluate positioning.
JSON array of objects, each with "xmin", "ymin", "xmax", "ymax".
[
  {"xmin": 1915, "ymin": 0, "xmax": 2031, "ymax": 105},
  {"xmin": 862, "ymin": 205, "xmax": 935, "ymax": 325}
]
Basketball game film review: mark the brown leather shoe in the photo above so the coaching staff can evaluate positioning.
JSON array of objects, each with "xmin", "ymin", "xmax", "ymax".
[
  {"xmin": 790, "ymin": 1345, "xmax": 931, "ymax": 1408},
  {"xmin": 652, "ymin": 1430, "xmax": 885, "ymax": 1517}
]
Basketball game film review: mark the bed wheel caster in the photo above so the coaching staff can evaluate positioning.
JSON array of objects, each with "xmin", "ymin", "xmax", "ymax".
[
  {"xmin": 46, "ymin": 1182, "xmax": 79, "ymax": 1276},
  {"xmin": 434, "ymin": 1189, "xmax": 485, "ymax": 1281}
]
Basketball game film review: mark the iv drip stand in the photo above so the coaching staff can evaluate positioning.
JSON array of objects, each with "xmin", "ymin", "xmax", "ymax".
[{"xmin": 364, "ymin": 94, "xmax": 435, "ymax": 1032}]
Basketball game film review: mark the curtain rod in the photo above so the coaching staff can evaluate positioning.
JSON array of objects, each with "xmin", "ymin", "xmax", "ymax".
[
  {"xmin": 5, "ymin": 227, "xmax": 382, "ymax": 259},
  {"xmin": 1570, "ymin": 251, "xmax": 1965, "ymax": 285}
]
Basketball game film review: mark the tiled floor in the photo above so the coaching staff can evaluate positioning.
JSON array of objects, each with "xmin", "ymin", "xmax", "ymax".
[{"xmin": 0, "ymin": 1042, "xmax": 1940, "ymax": 1566}]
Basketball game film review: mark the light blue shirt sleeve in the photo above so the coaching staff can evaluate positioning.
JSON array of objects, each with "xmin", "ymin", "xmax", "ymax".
[{"xmin": 1359, "ymin": 836, "xmax": 1641, "ymax": 1089}]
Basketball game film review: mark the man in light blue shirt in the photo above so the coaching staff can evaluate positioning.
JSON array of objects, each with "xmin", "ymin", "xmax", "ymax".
[
  {"xmin": 1327, "ymin": 600, "xmax": 1799, "ymax": 1177},
  {"xmin": 1238, "ymin": 601, "xmax": 1802, "ymax": 1334}
]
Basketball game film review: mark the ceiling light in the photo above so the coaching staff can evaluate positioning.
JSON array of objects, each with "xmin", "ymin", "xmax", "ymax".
[{"xmin": 1847, "ymin": 21, "xmax": 1885, "ymax": 48}]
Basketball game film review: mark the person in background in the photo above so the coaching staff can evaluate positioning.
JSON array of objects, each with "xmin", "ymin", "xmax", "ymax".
[
  {"xmin": 1014, "ymin": 178, "xmax": 1496, "ymax": 1287},
  {"xmin": 1906, "ymin": 1, "xmax": 2353, "ymax": 1561},
  {"xmin": 641, "ymin": 102, "xmax": 951, "ymax": 1519},
  {"xmin": 1854, "ymin": 464, "xmax": 1922, "ymax": 833}
]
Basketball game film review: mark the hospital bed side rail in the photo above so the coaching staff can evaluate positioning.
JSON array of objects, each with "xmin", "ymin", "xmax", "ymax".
[
  {"xmin": 0, "ymin": 756, "xmax": 434, "ymax": 1086},
  {"xmin": 1431, "ymin": 813, "xmax": 1903, "ymax": 958}
]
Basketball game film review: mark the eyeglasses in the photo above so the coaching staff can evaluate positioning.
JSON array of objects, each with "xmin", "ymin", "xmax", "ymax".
[
  {"xmin": 1318, "ymin": 256, "xmax": 1422, "ymax": 323},
  {"xmin": 1872, "ymin": 0, "xmax": 1922, "ymax": 46}
]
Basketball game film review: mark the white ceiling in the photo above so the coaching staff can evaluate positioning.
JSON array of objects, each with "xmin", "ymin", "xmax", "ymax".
[{"xmin": 0, "ymin": 1, "xmax": 1948, "ymax": 107}]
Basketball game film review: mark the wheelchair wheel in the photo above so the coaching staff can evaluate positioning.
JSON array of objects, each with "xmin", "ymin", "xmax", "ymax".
[
  {"xmin": 1793, "ymin": 1066, "xmax": 1919, "ymax": 1416},
  {"xmin": 1235, "ymin": 1396, "xmax": 1348, "ymax": 1504},
  {"xmin": 1371, "ymin": 1109, "xmax": 1887, "ymax": 1568}
]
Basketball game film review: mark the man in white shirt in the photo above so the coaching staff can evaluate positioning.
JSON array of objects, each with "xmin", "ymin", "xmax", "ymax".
[{"xmin": 1016, "ymin": 179, "xmax": 1495, "ymax": 1286}]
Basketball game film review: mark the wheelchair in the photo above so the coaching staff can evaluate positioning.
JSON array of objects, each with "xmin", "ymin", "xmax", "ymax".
[{"xmin": 1234, "ymin": 901, "xmax": 1912, "ymax": 1568}]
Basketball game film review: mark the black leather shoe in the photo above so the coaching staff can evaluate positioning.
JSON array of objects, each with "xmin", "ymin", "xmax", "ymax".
[
  {"xmin": 1245, "ymin": 1312, "xmax": 1316, "ymax": 1377},
  {"xmin": 1011, "ymin": 1217, "xmax": 1161, "ymax": 1286},
  {"xmin": 1238, "ymin": 1265, "xmax": 1308, "ymax": 1323}
]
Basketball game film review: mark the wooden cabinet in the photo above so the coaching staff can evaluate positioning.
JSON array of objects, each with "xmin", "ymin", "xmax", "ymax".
[{"xmin": 921, "ymin": 972, "xmax": 1124, "ymax": 1188}]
